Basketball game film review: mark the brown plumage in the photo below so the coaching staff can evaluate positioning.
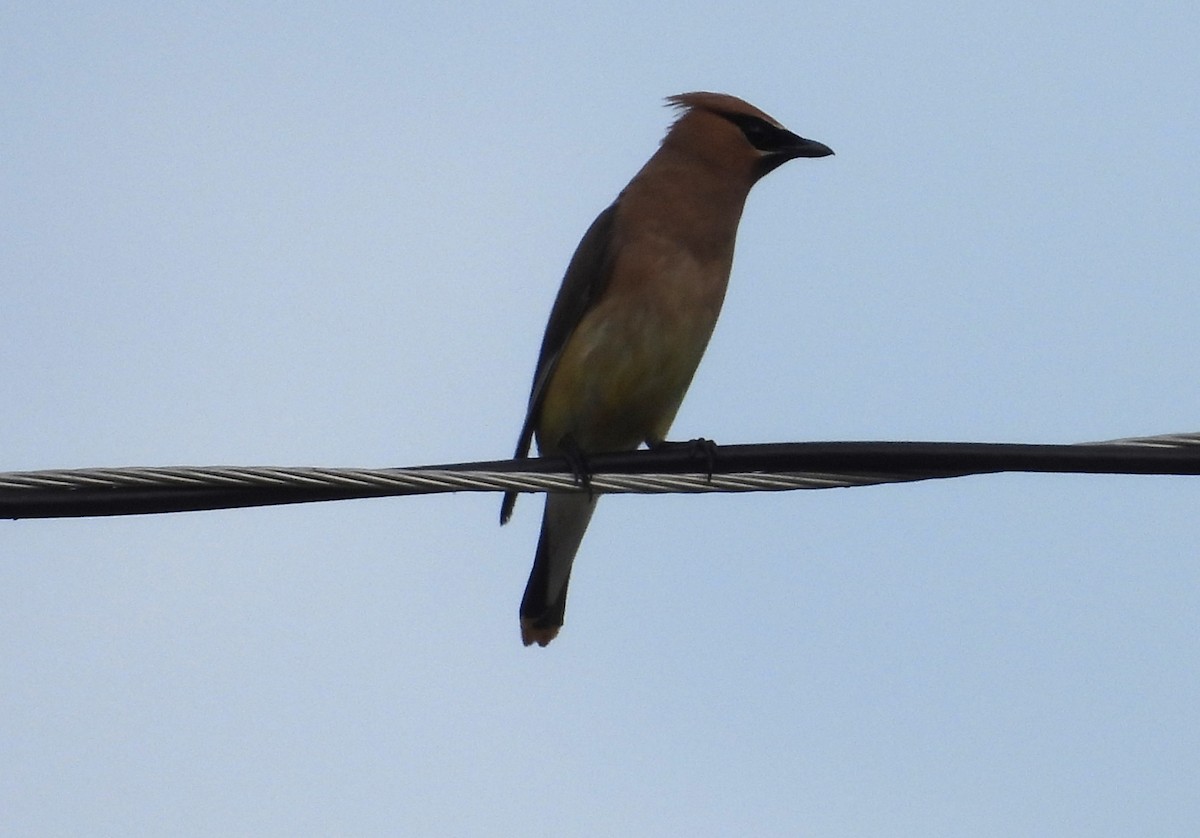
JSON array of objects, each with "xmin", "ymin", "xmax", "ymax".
[{"xmin": 502, "ymin": 93, "xmax": 833, "ymax": 646}]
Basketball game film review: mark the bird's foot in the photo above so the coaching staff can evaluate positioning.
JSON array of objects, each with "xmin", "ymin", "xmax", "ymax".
[
  {"xmin": 649, "ymin": 437, "xmax": 719, "ymax": 482},
  {"xmin": 560, "ymin": 435, "xmax": 594, "ymax": 498}
]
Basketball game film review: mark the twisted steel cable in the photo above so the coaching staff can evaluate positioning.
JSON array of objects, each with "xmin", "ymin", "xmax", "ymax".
[{"xmin": 2, "ymin": 432, "xmax": 1199, "ymax": 519}]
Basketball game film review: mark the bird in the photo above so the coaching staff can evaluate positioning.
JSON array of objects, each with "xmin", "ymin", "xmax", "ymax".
[{"xmin": 501, "ymin": 92, "xmax": 833, "ymax": 647}]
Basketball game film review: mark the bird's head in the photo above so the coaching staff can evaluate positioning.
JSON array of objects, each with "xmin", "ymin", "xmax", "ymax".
[{"xmin": 663, "ymin": 92, "xmax": 833, "ymax": 180}]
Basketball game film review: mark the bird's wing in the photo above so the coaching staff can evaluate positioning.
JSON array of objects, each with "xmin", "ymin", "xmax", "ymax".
[{"xmin": 500, "ymin": 199, "xmax": 620, "ymax": 523}]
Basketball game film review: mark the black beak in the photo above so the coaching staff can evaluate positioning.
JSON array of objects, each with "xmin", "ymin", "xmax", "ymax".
[
  {"xmin": 755, "ymin": 130, "xmax": 834, "ymax": 178},
  {"xmin": 781, "ymin": 132, "xmax": 834, "ymax": 159}
]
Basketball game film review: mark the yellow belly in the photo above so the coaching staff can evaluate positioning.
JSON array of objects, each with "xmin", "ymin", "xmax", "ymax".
[{"xmin": 536, "ymin": 293, "xmax": 718, "ymax": 456}]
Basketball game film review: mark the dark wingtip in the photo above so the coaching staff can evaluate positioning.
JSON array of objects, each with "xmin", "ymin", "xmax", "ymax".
[{"xmin": 500, "ymin": 491, "xmax": 517, "ymax": 525}]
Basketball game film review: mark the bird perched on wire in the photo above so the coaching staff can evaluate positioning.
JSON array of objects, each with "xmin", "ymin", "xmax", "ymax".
[{"xmin": 501, "ymin": 92, "xmax": 833, "ymax": 646}]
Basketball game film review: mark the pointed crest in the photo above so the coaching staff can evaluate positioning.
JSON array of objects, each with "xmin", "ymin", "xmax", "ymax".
[{"xmin": 665, "ymin": 92, "xmax": 785, "ymax": 129}]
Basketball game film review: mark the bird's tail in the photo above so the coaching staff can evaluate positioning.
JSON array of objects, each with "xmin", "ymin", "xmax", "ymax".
[{"xmin": 519, "ymin": 492, "xmax": 598, "ymax": 646}]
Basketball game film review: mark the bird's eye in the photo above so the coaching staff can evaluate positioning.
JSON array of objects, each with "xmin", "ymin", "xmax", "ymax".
[
  {"xmin": 742, "ymin": 123, "xmax": 770, "ymax": 143},
  {"xmin": 721, "ymin": 113, "xmax": 782, "ymax": 152}
]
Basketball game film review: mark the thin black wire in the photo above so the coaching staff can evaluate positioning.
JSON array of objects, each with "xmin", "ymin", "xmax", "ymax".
[{"xmin": 2, "ymin": 434, "xmax": 1199, "ymax": 520}]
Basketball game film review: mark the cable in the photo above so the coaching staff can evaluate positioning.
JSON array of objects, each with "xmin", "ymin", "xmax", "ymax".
[{"xmin": 2, "ymin": 432, "xmax": 1199, "ymax": 520}]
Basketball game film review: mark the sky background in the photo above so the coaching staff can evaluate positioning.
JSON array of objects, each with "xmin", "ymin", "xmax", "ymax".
[{"xmin": 3, "ymin": 2, "xmax": 1198, "ymax": 835}]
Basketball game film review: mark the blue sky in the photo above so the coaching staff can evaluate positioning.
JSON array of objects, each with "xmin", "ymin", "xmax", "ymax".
[{"xmin": 3, "ymin": 2, "xmax": 1198, "ymax": 835}]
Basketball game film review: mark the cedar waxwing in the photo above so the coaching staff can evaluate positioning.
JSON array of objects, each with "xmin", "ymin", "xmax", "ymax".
[{"xmin": 501, "ymin": 92, "xmax": 833, "ymax": 646}]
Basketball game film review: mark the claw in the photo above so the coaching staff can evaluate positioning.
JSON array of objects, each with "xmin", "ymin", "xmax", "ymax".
[
  {"xmin": 649, "ymin": 437, "xmax": 718, "ymax": 482},
  {"xmin": 559, "ymin": 435, "xmax": 594, "ymax": 498}
]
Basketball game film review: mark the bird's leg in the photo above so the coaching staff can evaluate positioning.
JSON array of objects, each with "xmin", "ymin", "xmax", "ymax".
[
  {"xmin": 558, "ymin": 434, "xmax": 594, "ymax": 498},
  {"xmin": 648, "ymin": 437, "xmax": 718, "ymax": 482}
]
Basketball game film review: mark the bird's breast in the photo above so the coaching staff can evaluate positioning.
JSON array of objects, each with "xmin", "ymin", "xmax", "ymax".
[{"xmin": 536, "ymin": 245, "xmax": 731, "ymax": 455}]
